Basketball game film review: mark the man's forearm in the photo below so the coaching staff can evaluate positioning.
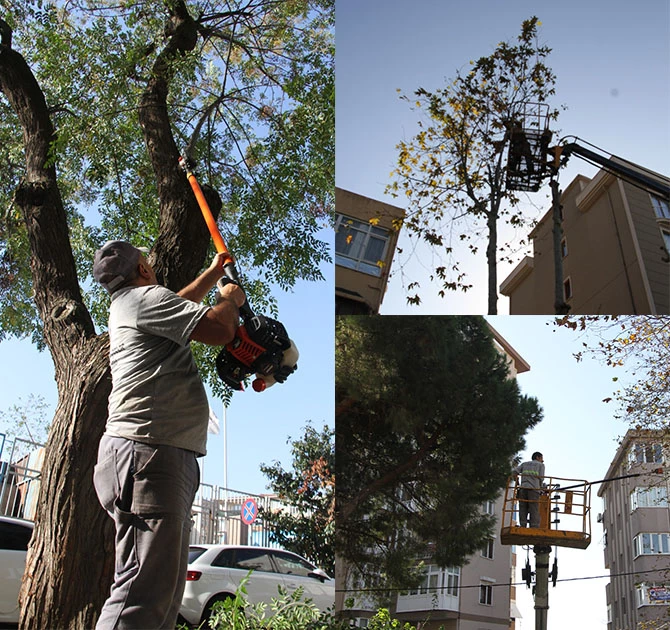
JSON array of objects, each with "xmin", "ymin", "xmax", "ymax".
[{"xmin": 178, "ymin": 267, "xmax": 221, "ymax": 303}]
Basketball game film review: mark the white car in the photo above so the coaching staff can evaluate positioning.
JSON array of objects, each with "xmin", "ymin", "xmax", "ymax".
[
  {"xmin": 179, "ymin": 544, "xmax": 334, "ymax": 626},
  {"xmin": 0, "ymin": 515, "xmax": 34, "ymax": 624}
]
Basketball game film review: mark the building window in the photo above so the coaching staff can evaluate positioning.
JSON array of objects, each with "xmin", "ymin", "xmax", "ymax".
[
  {"xmin": 628, "ymin": 443, "xmax": 664, "ymax": 467},
  {"xmin": 630, "ymin": 486, "xmax": 669, "ymax": 511},
  {"xmin": 633, "ymin": 533, "xmax": 670, "ymax": 557},
  {"xmin": 662, "ymin": 230, "xmax": 670, "ymax": 258},
  {"xmin": 408, "ymin": 564, "xmax": 459, "ymax": 597},
  {"xmin": 483, "ymin": 500, "xmax": 495, "ymax": 515},
  {"xmin": 481, "ymin": 538, "xmax": 495, "ymax": 560},
  {"xmin": 335, "ymin": 213, "xmax": 390, "ymax": 277},
  {"xmin": 651, "ymin": 195, "xmax": 670, "ymax": 220},
  {"xmin": 479, "ymin": 581, "xmax": 494, "ymax": 606},
  {"xmin": 560, "ymin": 237, "xmax": 568, "ymax": 258},
  {"xmin": 446, "ymin": 567, "xmax": 460, "ymax": 597},
  {"xmin": 563, "ymin": 277, "xmax": 573, "ymax": 301}
]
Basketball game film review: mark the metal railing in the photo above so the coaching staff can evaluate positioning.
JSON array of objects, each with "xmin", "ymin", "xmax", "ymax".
[
  {"xmin": 500, "ymin": 475, "xmax": 592, "ymax": 549},
  {"xmin": 1, "ymin": 433, "xmax": 295, "ymax": 548}
]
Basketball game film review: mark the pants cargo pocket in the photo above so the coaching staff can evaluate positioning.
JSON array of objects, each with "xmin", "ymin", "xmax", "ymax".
[{"xmin": 93, "ymin": 450, "xmax": 120, "ymax": 514}]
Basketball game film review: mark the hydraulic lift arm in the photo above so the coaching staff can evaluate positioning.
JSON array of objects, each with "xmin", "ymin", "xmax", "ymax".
[{"xmin": 552, "ymin": 142, "xmax": 670, "ymax": 200}]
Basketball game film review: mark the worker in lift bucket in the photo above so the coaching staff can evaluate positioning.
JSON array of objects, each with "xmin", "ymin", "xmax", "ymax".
[{"xmin": 513, "ymin": 452, "xmax": 546, "ymax": 528}]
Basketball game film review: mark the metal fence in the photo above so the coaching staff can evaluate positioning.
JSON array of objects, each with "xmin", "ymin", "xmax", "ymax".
[
  {"xmin": 191, "ymin": 483, "xmax": 298, "ymax": 547},
  {"xmin": 0, "ymin": 435, "xmax": 45, "ymax": 520},
  {"xmin": 0, "ymin": 433, "xmax": 292, "ymax": 546}
]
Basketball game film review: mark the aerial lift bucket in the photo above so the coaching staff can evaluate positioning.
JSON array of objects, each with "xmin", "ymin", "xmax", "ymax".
[{"xmin": 500, "ymin": 474, "xmax": 592, "ymax": 550}]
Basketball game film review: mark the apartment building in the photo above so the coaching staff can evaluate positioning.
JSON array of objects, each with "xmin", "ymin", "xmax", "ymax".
[
  {"xmin": 500, "ymin": 165, "xmax": 670, "ymax": 315},
  {"xmin": 335, "ymin": 188, "xmax": 404, "ymax": 315},
  {"xmin": 598, "ymin": 430, "xmax": 670, "ymax": 630},
  {"xmin": 393, "ymin": 494, "xmax": 518, "ymax": 630},
  {"xmin": 339, "ymin": 325, "xmax": 528, "ymax": 630}
]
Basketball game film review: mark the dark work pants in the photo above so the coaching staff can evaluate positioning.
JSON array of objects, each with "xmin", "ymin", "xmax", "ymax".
[
  {"xmin": 517, "ymin": 487, "xmax": 541, "ymax": 528},
  {"xmin": 93, "ymin": 435, "xmax": 199, "ymax": 629}
]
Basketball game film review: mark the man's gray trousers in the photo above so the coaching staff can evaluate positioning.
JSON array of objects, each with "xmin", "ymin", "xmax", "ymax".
[{"xmin": 93, "ymin": 435, "xmax": 199, "ymax": 629}]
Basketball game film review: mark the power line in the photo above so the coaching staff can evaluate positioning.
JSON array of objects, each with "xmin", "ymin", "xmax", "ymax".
[{"xmin": 335, "ymin": 566, "xmax": 670, "ymax": 594}]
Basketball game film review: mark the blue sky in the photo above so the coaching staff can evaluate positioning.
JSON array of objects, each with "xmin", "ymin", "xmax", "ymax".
[{"xmin": 336, "ymin": 0, "xmax": 670, "ymax": 314}]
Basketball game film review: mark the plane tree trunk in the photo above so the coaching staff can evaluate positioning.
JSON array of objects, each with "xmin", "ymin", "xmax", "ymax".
[{"xmin": 0, "ymin": 9, "xmax": 213, "ymax": 626}]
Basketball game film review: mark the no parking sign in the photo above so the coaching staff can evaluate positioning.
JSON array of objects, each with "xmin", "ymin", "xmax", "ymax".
[{"xmin": 241, "ymin": 497, "xmax": 258, "ymax": 525}]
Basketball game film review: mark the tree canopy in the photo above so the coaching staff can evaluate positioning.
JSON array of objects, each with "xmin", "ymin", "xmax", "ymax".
[
  {"xmin": 558, "ymin": 315, "xmax": 670, "ymax": 432},
  {"xmin": 1, "ymin": 0, "xmax": 333, "ymax": 351},
  {"xmin": 259, "ymin": 422, "xmax": 335, "ymax": 575},
  {"xmin": 387, "ymin": 17, "xmax": 560, "ymax": 314},
  {"xmin": 335, "ymin": 315, "xmax": 542, "ymax": 601}
]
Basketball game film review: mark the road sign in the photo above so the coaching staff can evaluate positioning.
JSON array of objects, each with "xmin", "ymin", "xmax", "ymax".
[{"xmin": 241, "ymin": 498, "xmax": 258, "ymax": 525}]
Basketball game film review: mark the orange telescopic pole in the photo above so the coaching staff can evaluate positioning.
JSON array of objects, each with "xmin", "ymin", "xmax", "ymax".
[
  {"xmin": 178, "ymin": 156, "xmax": 230, "ymax": 256},
  {"xmin": 179, "ymin": 156, "xmax": 254, "ymax": 320}
]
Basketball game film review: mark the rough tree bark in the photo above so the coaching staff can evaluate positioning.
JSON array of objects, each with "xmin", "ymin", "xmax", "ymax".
[
  {"xmin": 1, "ymin": 35, "xmax": 115, "ymax": 629},
  {"xmin": 1, "ymin": 5, "xmax": 216, "ymax": 626}
]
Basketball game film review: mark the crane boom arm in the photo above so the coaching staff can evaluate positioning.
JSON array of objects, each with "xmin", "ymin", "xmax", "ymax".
[{"xmin": 559, "ymin": 142, "xmax": 670, "ymax": 200}]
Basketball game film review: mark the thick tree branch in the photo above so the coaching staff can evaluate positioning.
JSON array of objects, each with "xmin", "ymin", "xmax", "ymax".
[
  {"xmin": 0, "ymin": 27, "xmax": 95, "ymax": 366},
  {"xmin": 138, "ymin": 0, "xmax": 214, "ymax": 291}
]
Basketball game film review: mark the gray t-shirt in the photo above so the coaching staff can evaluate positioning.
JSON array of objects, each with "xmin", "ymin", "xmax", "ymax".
[
  {"xmin": 513, "ymin": 460, "xmax": 545, "ymax": 490},
  {"xmin": 105, "ymin": 284, "xmax": 211, "ymax": 455}
]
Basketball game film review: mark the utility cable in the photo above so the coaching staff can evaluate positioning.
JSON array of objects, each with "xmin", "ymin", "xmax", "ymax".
[{"xmin": 335, "ymin": 566, "xmax": 670, "ymax": 594}]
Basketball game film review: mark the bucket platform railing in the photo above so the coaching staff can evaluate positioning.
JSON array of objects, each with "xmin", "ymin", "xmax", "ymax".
[{"xmin": 500, "ymin": 474, "xmax": 591, "ymax": 549}]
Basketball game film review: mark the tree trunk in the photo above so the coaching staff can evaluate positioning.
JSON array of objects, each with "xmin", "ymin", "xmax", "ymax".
[
  {"xmin": 1, "ymin": 40, "xmax": 115, "ymax": 629},
  {"xmin": 1, "ymin": 9, "xmax": 215, "ymax": 626},
  {"xmin": 21, "ymin": 337, "xmax": 114, "ymax": 629},
  {"xmin": 486, "ymin": 208, "xmax": 498, "ymax": 315}
]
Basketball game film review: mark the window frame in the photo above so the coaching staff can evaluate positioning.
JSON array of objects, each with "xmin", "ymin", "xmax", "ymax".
[
  {"xmin": 633, "ymin": 532, "xmax": 670, "ymax": 558},
  {"xmin": 479, "ymin": 581, "xmax": 494, "ymax": 606},
  {"xmin": 630, "ymin": 486, "xmax": 669, "ymax": 511},
  {"xmin": 481, "ymin": 538, "xmax": 495, "ymax": 560},
  {"xmin": 650, "ymin": 194, "xmax": 670, "ymax": 220},
  {"xmin": 563, "ymin": 276, "xmax": 573, "ymax": 301},
  {"xmin": 335, "ymin": 213, "xmax": 390, "ymax": 277}
]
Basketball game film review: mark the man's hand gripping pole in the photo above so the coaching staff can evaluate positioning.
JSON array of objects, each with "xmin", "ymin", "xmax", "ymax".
[{"xmin": 178, "ymin": 157, "xmax": 298, "ymax": 392}]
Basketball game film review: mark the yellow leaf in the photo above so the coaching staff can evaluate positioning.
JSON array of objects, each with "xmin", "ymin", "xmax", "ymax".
[
  {"xmin": 369, "ymin": 217, "xmax": 380, "ymax": 226},
  {"xmin": 346, "ymin": 235, "xmax": 353, "ymax": 245}
]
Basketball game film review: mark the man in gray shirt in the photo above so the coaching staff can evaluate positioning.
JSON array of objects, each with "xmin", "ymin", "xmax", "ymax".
[
  {"xmin": 513, "ymin": 451, "xmax": 545, "ymax": 528},
  {"xmin": 92, "ymin": 240, "xmax": 245, "ymax": 629}
]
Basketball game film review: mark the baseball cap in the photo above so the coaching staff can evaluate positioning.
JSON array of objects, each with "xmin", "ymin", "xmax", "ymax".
[{"xmin": 93, "ymin": 241, "xmax": 148, "ymax": 293}]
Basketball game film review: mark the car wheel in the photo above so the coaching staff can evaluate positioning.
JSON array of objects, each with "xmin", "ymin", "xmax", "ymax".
[{"xmin": 200, "ymin": 594, "xmax": 234, "ymax": 626}]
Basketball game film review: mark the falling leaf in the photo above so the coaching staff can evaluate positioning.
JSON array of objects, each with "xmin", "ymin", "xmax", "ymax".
[
  {"xmin": 369, "ymin": 217, "xmax": 380, "ymax": 226},
  {"xmin": 346, "ymin": 235, "xmax": 353, "ymax": 245}
]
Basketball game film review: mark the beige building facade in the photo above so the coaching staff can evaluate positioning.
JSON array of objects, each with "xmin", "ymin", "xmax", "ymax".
[
  {"xmin": 393, "ymin": 496, "xmax": 518, "ymax": 630},
  {"xmin": 335, "ymin": 188, "xmax": 404, "ymax": 315},
  {"xmin": 500, "ymin": 166, "xmax": 670, "ymax": 315},
  {"xmin": 598, "ymin": 430, "xmax": 670, "ymax": 630}
]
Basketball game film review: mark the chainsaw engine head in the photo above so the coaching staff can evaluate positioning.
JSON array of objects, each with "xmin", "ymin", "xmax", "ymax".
[{"xmin": 215, "ymin": 315, "xmax": 297, "ymax": 390}]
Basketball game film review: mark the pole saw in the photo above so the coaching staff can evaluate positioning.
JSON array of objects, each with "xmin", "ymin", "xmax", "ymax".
[{"xmin": 179, "ymin": 156, "xmax": 298, "ymax": 392}]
